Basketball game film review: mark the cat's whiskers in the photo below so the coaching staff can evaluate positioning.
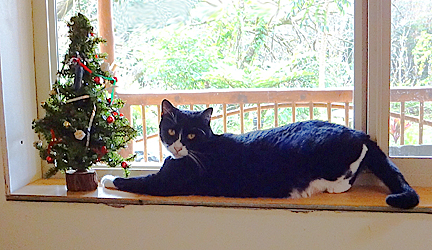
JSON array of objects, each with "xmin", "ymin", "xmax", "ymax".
[{"xmin": 187, "ymin": 150, "xmax": 207, "ymax": 173}]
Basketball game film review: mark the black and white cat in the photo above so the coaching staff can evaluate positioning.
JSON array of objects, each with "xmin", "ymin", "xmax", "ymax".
[{"xmin": 102, "ymin": 99, "xmax": 419, "ymax": 209}]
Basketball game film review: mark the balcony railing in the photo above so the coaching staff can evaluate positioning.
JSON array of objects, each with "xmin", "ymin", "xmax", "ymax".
[{"xmin": 117, "ymin": 87, "xmax": 432, "ymax": 162}]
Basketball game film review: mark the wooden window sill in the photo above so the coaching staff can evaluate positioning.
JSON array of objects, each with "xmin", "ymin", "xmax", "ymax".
[{"xmin": 7, "ymin": 179, "xmax": 432, "ymax": 213}]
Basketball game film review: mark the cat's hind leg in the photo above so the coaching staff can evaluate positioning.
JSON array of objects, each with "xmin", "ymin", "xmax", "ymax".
[
  {"xmin": 325, "ymin": 178, "xmax": 352, "ymax": 194},
  {"xmin": 326, "ymin": 144, "xmax": 368, "ymax": 193},
  {"xmin": 363, "ymin": 140, "xmax": 419, "ymax": 209},
  {"xmin": 290, "ymin": 144, "xmax": 368, "ymax": 199}
]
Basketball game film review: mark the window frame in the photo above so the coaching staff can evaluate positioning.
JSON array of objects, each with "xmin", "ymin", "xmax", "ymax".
[
  {"xmin": 367, "ymin": 0, "xmax": 432, "ymax": 187},
  {"xmin": 3, "ymin": 0, "xmax": 432, "ymax": 204}
]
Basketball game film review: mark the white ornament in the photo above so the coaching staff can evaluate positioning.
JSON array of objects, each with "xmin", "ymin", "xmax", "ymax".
[
  {"xmin": 74, "ymin": 130, "xmax": 86, "ymax": 140},
  {"xmin": 33, "ymin": 140, "xmax": 43, "ymax": 148},
  {"xmin": 101, "ymin": 62, "xmax": 110, "ymax": 72}
]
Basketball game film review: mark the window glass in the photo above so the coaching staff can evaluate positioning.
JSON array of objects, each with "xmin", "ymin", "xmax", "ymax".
[
  {"xmin": 56, "ymin": 0, "xmax": 354, "ymax": 163},
  {"xmin": 389, "ymin": 0, "xmax": 432, "ymax": 157}
]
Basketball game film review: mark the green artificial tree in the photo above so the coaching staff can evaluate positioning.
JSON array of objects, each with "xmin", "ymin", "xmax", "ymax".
[{"xmin": 32, "ymin": 13, "xmax": 137, "ymax": 178}]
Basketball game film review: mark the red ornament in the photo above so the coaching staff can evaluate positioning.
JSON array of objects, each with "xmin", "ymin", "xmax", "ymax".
[
  {"xmin": 113, "ymin": 77, "xmax": 118, "ymax": 83},
  {"xmin": 119, "ymin": 113, "xmax": 124, "ymax": 118},
  {"xmin": 107, "ymin": 116, "xmax": 115, "ymax": 123},
  {"xmin": 47, "ymin": 129, "xmax": 62, "ymax": 155},
  {"xmin": 112, "ymin": 111, "xmax": 119, "ymax": 116},
  {"xmin": 101, "ymin": 146, "xmax": 108, "ymax": 155},
  {"xmin": 107, "ymin": 98, "xmax": 112, "ymax": 104},
  {"xmin": 46, "ymin": 156, "xmax": 54, "ymax": 163},
  {"xmin": 121, "ymin": 161, "xmax": 128, "ymax": 169},
  {"xmin": 93, "ymin": 146, "xmax": 108, "ymax": 161},
  {"xmin": 94, "ymin": 76, "xmax": 101, "ymax": 84}
]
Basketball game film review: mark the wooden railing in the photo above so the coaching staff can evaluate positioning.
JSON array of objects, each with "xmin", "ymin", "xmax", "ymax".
[
  {"xmin": 117, "ymin": 87, "xmax": 432, "ymax": 162},
  {"xmin": 390, "ymin": 87, "xmax": 432, "ymax": 145}
]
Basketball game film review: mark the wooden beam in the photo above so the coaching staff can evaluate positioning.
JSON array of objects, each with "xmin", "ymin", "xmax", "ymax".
[{"xmin": 98, "ymin": 0, "xmax": 115, "ymax": 63}]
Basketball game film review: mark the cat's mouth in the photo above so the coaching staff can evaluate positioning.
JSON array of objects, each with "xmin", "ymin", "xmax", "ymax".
[
  {"xmin": 171, "ymin": 150, "xmax": 188, "ymax": 159},
  {"xmin": 172, "ymin": 153, "xmax": 186, "ymax": 159},
  {"xmin": 167, "ymin": 141, "xmax": 188, "ymax": 159}
]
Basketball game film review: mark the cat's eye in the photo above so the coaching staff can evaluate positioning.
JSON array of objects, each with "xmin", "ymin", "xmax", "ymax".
[
  {"xmin": 187, "ymin": 134, "xmax": 196, "ymax": 140},
  {"xmin": 168, "ymin": 129, "xmax": 176, "ymax": 136}
]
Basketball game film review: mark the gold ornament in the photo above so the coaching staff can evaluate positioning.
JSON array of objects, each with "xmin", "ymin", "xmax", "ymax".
[{"xmin": 63, "ymin": 121, "xmax": 71, "ymax": 128}]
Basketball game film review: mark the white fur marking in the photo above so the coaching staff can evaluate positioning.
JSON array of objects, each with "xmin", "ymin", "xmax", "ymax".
[
  {"xmin": 289, "ymin": 178, "xmax": 350, "ymax": 198},
  {"xmin": 167, "ymin": 135, "xmax": 189, "ymax": 159},
  {"xmin": 326, "ymin": 176, "xmax": 351, "ymax": 194},
  {"xmin": 349, "ymin": 144, "xmax": 368, "ymax": 174},
  {"xmin": 289, "ymin": 144, "xmax": 369, "ymax": 198},
  {"xmin": 101, "ymin": 175, "xmax": 118, "ymax": 189}
]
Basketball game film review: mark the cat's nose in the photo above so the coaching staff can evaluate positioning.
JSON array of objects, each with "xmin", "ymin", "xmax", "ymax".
[{"xmin": 174, "ymin": 145, "xmax": 182, "ymax": 153}]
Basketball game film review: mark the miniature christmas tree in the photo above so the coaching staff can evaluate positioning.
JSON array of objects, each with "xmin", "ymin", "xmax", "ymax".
[{"xmin": 32, "ymin": 13, "xmax": 137, "ymax": 178}]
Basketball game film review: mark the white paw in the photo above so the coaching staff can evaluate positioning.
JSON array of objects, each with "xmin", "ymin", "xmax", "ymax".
[{"xmin": 101, "ymin": 175, "xmax": 119, "ymax": 189}]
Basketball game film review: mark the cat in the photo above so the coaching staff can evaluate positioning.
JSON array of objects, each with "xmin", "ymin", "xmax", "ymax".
[{"xmin": 102, "ymin": 99, "xmax": 420, "ymax": 209}]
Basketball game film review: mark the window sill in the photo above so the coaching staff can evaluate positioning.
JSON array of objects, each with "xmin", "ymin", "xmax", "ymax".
[{"xmin": 7, "ymin": 179, "xmax": 432, "ymax": 213}]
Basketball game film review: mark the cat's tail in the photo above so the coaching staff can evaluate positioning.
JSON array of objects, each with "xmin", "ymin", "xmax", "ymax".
[{"xmin": 363, "ymin": 140, "xmax": 419, "ymax": 209}]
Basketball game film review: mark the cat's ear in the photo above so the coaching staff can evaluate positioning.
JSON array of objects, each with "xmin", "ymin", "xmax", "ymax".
[
  {"xmin": 202, "ymin": 107, "xmax": 213, "ymax": 124},
  {"xmin": 161, "ymin": 99, "xmax": 175, "ymax": 116}
]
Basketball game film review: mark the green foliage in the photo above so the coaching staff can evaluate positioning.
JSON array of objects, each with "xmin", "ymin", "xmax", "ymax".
[
  {"xmin": 98, "ymin": 0, "xmax": 353, "ymax": 91},
  {"xmin": 57, "ymin": 1, "xmax": 354, "ymax": 90},
  {"xmin": 56, "ymin": 1, "xmax": 432, "ymax": 150},
  {"xmin": 33, "ymin": 14, "xmax": 137, "ymax": 177},
  {"xmin": 413, "ymin": 31, "xmax": 432, "ymax": 85}
]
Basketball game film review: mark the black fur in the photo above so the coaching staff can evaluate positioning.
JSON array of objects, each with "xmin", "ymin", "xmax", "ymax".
[{"xmin": 111, "ymin": 99, "xmax": 419, "ymax": 209}]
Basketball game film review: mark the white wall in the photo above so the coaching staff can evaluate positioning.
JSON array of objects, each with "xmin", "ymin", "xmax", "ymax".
[
  {"xmin": 2, "ymin": 174, "xmax": 432, "ymax": 250},
  {"xmin": 0, "ymin": 0, "xmax": 41, "ymax": 192},
  {"xmin": 2, "ymin": 2, "xmax": 432, "ymax": 250}
]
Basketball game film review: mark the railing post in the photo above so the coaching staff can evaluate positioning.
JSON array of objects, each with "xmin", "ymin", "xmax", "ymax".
[
  {"xmin": 400, "ymin": 102, "xmax": 405, "ymax": 145},
  {"xmin": 223, "ymin": 103, "xmax": 227, "ymax": 133},
  {"xmin": 309, "ymin": 102, "xmax": 314, "ymax": 120},
  {"xmin": 141, "ymin": 105, "xmax": 148, "ymax": 162},
  {"xmin": 157, "ymin": 104, "xmax": 163, "ymax": 161},
  {"xmin": 420, "ymin": 101, "xmax": 424, "ymax": 144},
  {"xmin": 327, "ymin": 103, "xmax": 332, "ymax": 122},
  {"xmin": 345, "ymin": 102, "xmax": 350, "ymax": 127},
  {"xmin": 257, "ymin": 103, "xmax": 261, "ymax": 129},
  {"xmin": 291, "ymin": 102, "xmax": 296, "ymax": 123},
  {"xmin": 240, "ymin": 103, "xmax": 244, "ymax": 133},
  {"xmin": 274, "ymin": 102, "xmax": 279, "ymax": 127},
  {"xmin": 120, "ymin": 103, "xmax": 133, "ymax": 158}
]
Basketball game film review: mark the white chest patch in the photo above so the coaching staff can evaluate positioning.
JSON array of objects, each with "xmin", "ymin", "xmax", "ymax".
[{"xmin": 289, "ymin": 144, "xmax": 368, "ymax": 199}]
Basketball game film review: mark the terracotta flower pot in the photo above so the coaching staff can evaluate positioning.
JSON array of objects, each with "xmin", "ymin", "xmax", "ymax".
[{"xmin": 66, "ymin": 169, "xmax": 98, "ymax": 192}]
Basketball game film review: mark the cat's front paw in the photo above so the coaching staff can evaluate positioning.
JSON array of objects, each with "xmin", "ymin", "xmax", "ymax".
[{"xmin": 101, "ymin": 175, "xmax": 119, "ymax": 189}]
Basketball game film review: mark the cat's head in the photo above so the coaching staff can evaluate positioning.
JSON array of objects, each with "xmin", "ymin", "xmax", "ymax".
[{"xmin": 159, "ymin": 99, "xmax": 213, "ymax": 159}]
